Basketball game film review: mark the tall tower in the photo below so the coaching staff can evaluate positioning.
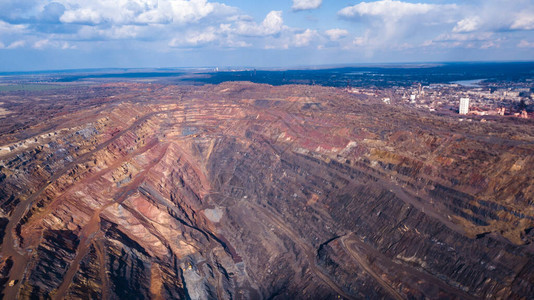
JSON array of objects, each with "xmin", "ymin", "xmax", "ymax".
[{"xmin": 459, "ymin": 97, "xmax": 469, "ymax": 115}]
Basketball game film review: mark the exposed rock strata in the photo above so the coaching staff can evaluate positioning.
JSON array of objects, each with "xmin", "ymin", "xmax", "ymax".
[{"xmin": 0, "ymin": 82, "xmax": 533, "ymax": 299}]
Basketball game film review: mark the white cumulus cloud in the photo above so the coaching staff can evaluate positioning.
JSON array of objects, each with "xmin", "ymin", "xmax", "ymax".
[
  {"xmin": 453, "ymin": 17, "xmax": 481, "ymax": 33},
  {"xmin": 0, "ymin": 20, "xmax": 26, "ymax": 33},
  {"xmin": 59, "ymin": 0, "xmax": 235, "ymax": 25},
  {"xmin": 338, "ymin": 0, "xmax": 457, "ymax": 50},
  {"xmin": 33, "ymin": 39, "xmax": 75, "ymax": 49},
  {"xmin": 292, "ymin": 0, "xmax": 322, "ymax": 11},
  {"xmin": 76, "ymin": 24, "xmax": 143, "ymax": 40},
  {"xmin": 449, "ymin": 0, "xmax": 534, "ymax": 33},
  {"xmin": 325, "ymin": 29, "xmax": 348, "ymax": 41},
  {"xmin": 60, "ymin": 8, "xmax": 104, "ymax": 24},
  {"xmin": 338, "ymin": 0, "xmax": 448, "ymax": 20},
  {"xmin": 1, "ymin": 0, "xmax": 533, "ymax": 59},
  {"xmin": 294, "ymin": 29, "xmax": 318, "ymax": 47},
  {"xmin": 7, "ymin": 40, "xmax": 26, "ymax": 49},
  {"xmin": 427, "ymin": 31, "xmax": 502, "ymax": 49},
  {"xmin": 33, "ymin": 39, "xmax": 49, "ymax": 49},
  {"xmin": 170, "ymin": 26, "xmax": 218, "ymax": 47},
  {"xmin": 234, "ymin": 11, "xmax": 284, "ymax": 36},
  {"xmin": 187, "ymin": 29, "xmax": 217, "ymax": 45},
  {"xmin": 511, "ymin": 13, "xmax": 534, "ymax": 30}
]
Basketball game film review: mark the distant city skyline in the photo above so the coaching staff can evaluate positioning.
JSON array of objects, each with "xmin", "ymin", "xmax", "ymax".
[{"xmin": 0, "ymin": 0, "xmax": 533, "ymax": 71}]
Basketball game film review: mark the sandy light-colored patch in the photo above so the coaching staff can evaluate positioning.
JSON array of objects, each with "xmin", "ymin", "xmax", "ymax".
[
  {"xmin": 203, "ymin": 207, "xmax": 224, "ymax": 223},
  {"xmin": 0, "ymin": 103, "xmax": 11, "ymax": 117}
]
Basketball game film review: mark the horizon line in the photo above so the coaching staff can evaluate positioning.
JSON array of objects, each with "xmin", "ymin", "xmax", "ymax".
[{"xmin": 2, "ymin": 60, "xmax": 534, "ymax": 75}]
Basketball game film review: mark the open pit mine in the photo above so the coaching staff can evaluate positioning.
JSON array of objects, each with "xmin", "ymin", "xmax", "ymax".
[{"xmin": 0, "ymin": 82, "xmax": 533, "ymax": 299}]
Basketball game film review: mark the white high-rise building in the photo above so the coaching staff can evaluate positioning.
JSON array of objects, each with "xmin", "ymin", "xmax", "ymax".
[{"xmin": 459, "ymin": 97, "xmax": 469, "ymax": 115}]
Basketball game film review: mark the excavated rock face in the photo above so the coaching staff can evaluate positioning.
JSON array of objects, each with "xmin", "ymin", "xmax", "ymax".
[{"xmin": 0, "ymin": 82, "xmax": 533, "ymax": 299}]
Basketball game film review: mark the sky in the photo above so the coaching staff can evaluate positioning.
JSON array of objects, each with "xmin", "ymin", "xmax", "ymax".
[{"xmin": 0, "ymin": 0, "xmax": 533, "ymax": 71}]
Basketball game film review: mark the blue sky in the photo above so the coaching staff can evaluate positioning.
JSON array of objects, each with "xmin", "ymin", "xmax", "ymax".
[{"xmin": 0, "ymin": 0, "xmax": 533, "ymax": 71}]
